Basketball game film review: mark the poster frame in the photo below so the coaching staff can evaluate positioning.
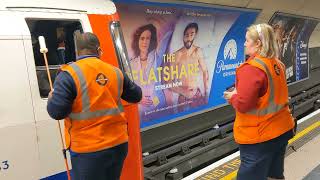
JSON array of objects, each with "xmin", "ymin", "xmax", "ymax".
[{"xmin": 114, "ymin": 0, "xmax": 261, "ymax": 131}]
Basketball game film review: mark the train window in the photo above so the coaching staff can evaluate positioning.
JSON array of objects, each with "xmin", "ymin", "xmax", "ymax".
[
  {"xmin": 110, "ymin": 22, "xmax": 134, "ymax": 80},
  {"xmin": 25, "ymin": 19, "xmax": 83, "ymax": 98},
  {"xmin": 309, "ymin": 24, "xmax": 320, "ymax": 70}
]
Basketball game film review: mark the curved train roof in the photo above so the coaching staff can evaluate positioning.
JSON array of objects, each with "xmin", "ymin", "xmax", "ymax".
[{"xmin": 0, "ymin": 0, "xmax": 116, "ymax": 15}]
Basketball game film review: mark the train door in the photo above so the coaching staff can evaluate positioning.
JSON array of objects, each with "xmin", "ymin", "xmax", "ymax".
[
  {"xmin": 19, "ymin": 10, "xmax": 92, "ymax": 179},
  {"xmin": 0, "ymin": 10, "xmax": 40, "ymax": 180}
]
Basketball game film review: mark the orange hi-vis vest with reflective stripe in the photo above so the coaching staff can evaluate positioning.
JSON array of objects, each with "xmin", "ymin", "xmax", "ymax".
[
  {"xmin": 61, "ymin": 57, "xmax": 128, "ymax": 153},
  {"xmin": 234, "ymin": 56, "xmax": 295, "ymax": 144}
]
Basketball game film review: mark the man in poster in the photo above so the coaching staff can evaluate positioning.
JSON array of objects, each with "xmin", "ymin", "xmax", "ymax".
[
  {"xmin": 282, "ymin": 25, "xmax": 299, "ymax": 82},
  {"xmin": 171, "ymin": 22, "xmax": 209, "ymax": 111}
]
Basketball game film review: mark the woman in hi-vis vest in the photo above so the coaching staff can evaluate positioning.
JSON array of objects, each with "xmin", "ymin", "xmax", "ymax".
[{"xmin": 224, "ymin": 23, "xmax": 295, "ymax": 180}]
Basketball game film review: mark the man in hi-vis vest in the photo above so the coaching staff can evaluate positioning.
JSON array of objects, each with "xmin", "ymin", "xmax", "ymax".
[{"xmin": 47, "ymin": 32, "xmax": 142, "ymax": 180}]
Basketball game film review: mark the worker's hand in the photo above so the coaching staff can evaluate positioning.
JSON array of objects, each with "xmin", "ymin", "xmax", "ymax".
[
  {"xmin": 223, "ymin": 88, "xmax": 237, "ymax": 101},
  {"xmin": 140, "ymin": 96, "xmax": 153, "ymax": 107},
  {"xmin": 48, "ymin": 89, "xmax": 54, "ymax": 99}
]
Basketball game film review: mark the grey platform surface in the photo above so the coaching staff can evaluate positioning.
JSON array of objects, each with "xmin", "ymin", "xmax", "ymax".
[
  {"xmin": 285, "ymin": 133, "xmax": 320, "ymax": 180},
  {"xmin": 304, "ymin": 164, "xmax": 320, "ymax": 180}
]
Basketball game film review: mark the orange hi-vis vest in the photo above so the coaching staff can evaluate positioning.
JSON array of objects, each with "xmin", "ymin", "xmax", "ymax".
[
  {"xmin": 234, "ymin": 56, "xmax": 295, "ymax": 144},
  {"xmin": 61, "ymin": 57, "xmax": 128, "ymax": 153}
]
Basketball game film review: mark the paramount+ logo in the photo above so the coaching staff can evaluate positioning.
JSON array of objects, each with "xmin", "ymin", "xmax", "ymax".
[{"xmin": 215, "ymin": 39, "xmax": 240, "ymax": 77}]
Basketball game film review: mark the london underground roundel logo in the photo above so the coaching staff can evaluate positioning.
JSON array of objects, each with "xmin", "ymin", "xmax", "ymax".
[{"xmin": 96, "ymin": 73, "xmax": 108, "ymax": 86}]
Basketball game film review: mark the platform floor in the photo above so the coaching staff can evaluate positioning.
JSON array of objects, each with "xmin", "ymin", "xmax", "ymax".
[
  {"xmin": 304, "ymin": 163, "xmax": 320, "ymax": 180},
  {"xmin": 285, "ymin": 133, "xmax": 320, "ymax": 180},
  {"xmin": 183, "ymin": 109, "xmax": 320, "ymax": 180}
]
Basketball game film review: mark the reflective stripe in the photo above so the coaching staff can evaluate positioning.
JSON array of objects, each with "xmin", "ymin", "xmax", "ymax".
[
  {"xmin": 248, "ymin": 102, "xmax": 287, "ymax": 116},
  {"xmin": 70, "ymin": 63, "xmax": 90, "ymax": 112},
  {"xmin": 246, "ymin": 58, "xmax": 286, "ymax": 116},
  {"xmin": 70, "ymin": 108, "xmax": 121, "ymax": 120},
  {"xmin": 68, "ymin": 63, "xmax": 124, "ymax": 120}
]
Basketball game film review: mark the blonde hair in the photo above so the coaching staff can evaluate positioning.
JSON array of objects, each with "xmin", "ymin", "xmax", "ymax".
[{"xmin": 247, "ymin": 23, "xmax": 279, "ymax": 59}]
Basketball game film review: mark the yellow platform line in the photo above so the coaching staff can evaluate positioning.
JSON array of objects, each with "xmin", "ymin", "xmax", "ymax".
[
  {"xmin": 221, "ymin": 121, "xmax": 320, "ymax": 180},
  {"xmin": 221, "ymin": 170, "xmax": 237, "ymax": 180},
  {"xmin": 288, "ymin": 121, "xmax": 320, "ymax": 144}
]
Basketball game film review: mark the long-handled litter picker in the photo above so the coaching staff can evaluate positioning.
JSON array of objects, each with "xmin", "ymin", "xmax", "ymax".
[{"xmin": 38, "ymin": 36, "xmax": 72, "ymax": 180}]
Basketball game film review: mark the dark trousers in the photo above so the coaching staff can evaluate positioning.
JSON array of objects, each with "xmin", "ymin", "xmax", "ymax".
[
  {"xmin": 237, "ymin": 130, "xmax": 293, "ymax": 180},
  {"xmin": 70, "ymin": 142, "xmax": 128, "ymax": 180}
]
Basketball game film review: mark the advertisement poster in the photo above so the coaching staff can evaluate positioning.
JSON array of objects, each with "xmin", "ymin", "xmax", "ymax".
[
  {"xmin": 114, "ymin": 0, "xmax": 258, "ymax": 128},
  {"xmin": 269, "ymin": 13, "xmax": 318, "ymax": 84}
]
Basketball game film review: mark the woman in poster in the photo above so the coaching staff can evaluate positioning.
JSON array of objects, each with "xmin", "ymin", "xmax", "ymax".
[{"xmin": 130, "ymin": 24, "xmax": 166, "ymax": 121}]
